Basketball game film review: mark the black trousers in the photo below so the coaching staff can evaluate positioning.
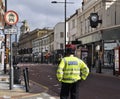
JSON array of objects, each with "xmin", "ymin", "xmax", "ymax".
[{"xmin": 60, "ymin": 80, "xmax": 80, "ymax": 99}]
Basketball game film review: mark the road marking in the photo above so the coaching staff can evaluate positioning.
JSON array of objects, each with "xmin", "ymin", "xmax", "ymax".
[
  {"xmin": 36, "ymin": 96, "xmax": 57, "ymax": 99},
  {"xmin": 30, "ymin": 80, "xmax": 48, "ymax": 90},
  {"xmin": 37, "ymin": 97, "xmax": 43, "ymax": 99},
  {"xmin": 50, "ymin": 97, "xmax": 56, "ymax": 99},
  {"xmin": 3, "ymin": 95, "xmax": 11, "ymax": 99},
  {"xmin": 54, "ymin": 84, "xmax": 59, "ymax": 86}
]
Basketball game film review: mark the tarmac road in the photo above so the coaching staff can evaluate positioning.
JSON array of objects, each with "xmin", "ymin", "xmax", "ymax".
[{"xmin": 20, "ymin": 63, "xmax": 120, "ymax": 99}]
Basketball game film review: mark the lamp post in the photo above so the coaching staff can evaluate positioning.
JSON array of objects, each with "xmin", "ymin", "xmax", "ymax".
[{"xmin": 51, "ymin": 0, "xmax": 74, "ymax": 55}]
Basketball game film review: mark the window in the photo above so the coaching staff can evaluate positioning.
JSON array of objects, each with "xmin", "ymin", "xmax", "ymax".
[
  {"xmin": 72, "ymin": 19, "xmax": 75, "ymax": 29},
  {"xmin": 60, "ymin": 32, "xmax": 64, "ymax": 38},
  {"xmin": 60, "ymin": 43, "xmax": 63, "ymax": 49}
]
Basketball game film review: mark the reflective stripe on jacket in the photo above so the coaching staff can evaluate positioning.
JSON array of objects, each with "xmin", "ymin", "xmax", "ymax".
[{"xmin": 56, "ymin": 55, "xmax": 89, "ymax": 83}]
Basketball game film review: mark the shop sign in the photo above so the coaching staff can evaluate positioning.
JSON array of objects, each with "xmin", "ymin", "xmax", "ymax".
[
  {"xmin": 104, "ymin": 43, "xmax": 117, "ymax": 50},
  {"xmin": 79, "ymin": 33, "xmax": 101, "ymax": 44}
]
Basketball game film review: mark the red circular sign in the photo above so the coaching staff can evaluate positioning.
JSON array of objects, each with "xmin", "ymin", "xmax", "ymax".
[{"xmin": 4, "ymin": 10, "xmax": 19, "ymax": 25}]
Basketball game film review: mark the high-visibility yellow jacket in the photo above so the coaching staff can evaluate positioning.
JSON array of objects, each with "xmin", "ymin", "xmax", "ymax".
[{"xmin": 56, "ymin": 55, "xmax": 89, "ymax": 83}]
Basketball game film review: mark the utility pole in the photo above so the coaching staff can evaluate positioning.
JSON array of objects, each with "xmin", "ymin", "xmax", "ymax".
[
  {"xmin": 64, "ymin": 0, "xmax": 66, "ymax": 55},
  {"xmin": 4, "ymin": 0, "xmax": 7, "ymax": 74}
]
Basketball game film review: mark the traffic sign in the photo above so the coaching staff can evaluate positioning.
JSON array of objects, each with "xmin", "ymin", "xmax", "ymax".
[
  {"xmin": 4, "ymin": 26, "xmax": 17, "ymax": 34},
  {"xmin": 4, "ymin": 10, "xmax": 19, "ymax": 25}
]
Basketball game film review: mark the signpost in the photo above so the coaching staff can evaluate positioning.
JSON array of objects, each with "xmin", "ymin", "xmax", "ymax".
[{"xmin": 4, "ymin": 10, "xmax": 19, "ymax": 90}]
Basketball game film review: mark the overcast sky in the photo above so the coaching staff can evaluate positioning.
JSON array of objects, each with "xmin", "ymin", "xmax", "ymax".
[{"xmin": 7, "ymin": 0, "xmax": 82, "ymax": 31}]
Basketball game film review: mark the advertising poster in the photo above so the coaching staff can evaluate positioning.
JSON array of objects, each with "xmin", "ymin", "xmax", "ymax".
[
  {"xmin": 114, "ymin": 49, "xmax": 119, "ymax": 71},
  {"xmin": 104, "ymin": 43, "xmax": 117, "ymax": 66},
  {"xmin": 81, "ymin": 48, "xmax": 88, "ymax": 64}
]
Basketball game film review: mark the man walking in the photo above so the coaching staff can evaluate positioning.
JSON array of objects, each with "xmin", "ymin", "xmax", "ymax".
[{"xmin": 56, "ymin": 48, "xmax": 89, "ymax": 99}]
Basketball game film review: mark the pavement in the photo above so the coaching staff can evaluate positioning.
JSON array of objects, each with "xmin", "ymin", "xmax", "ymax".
[{"xmin": 0, "ymin": 71, "xmax": 59, "ymax": 99}]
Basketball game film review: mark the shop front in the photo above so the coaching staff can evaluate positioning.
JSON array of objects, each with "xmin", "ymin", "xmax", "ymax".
[{"xmin": 78, "ymin": 26, "xmax": 120, "ymax": 73}]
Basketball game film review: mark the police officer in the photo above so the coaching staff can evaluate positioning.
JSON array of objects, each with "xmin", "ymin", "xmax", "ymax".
[{"xmin": 56, "ymin": 48, "xmax": 89, "ymax": 99}]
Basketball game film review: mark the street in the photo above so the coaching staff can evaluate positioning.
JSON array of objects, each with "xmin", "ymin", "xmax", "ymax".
[{"xmin": 19, "ymin": 63, "xmax": 120, "ymax": 99}]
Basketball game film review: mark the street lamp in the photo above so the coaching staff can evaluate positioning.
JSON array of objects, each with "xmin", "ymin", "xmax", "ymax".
[{"xmin": 51, "ymin": 0, "xmax": 74, "ymax": 55}]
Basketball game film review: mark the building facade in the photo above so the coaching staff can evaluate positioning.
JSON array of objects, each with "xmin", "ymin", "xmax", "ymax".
[
  {"xmin": 16, "ymin": 22, "xmax": 65, "ymax": 64},
  {"xmin": 67, "ymin": 0, "xmax": 120, "ymax": 72},
  {"xmin": 54, "ymin": 22, "xmax": 65, "ymax": 51},
  {"xmin": 0, "ymin": 0, "xmax": 5, "ymax": 71},
  {"xmin": 31, "ymin": 22, "xmax": 65, "ymax": 63},
  {"xmin": 32, "ymin": 30, "xmax": 54, "ymax": 63},
  {"xmin": 18, "ymin": 27, "xmax": 53, "ymax": 63},
  {"xmin": 67, "ymin": 10, "xmax": 78, "ymax": 42}
]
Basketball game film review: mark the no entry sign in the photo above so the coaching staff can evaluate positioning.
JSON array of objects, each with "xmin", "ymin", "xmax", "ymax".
[{"xmin": 4, "ymin": 10, "xmax": 19, "ymax": 25}]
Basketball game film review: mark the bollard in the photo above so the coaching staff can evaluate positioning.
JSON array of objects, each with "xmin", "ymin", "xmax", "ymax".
[
  {"xmin": 25, "ymin": 68, "xmax": 29, "ymax": 87},
  {"xmin": 23, "ymin": 68, "xmax": 29, "ymax": 92}
]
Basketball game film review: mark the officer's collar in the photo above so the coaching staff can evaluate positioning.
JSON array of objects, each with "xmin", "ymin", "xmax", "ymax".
[{"xmin": 70, "ymin": 55, "xmax": 74, "ymax": 57}]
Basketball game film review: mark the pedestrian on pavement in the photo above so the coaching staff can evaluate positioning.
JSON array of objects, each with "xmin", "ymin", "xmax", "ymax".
[
  {"xmin": 56, "ymin": 48, "xmax": 89, "ymax": 99},
  {"xmin": 58, "ymin": 54, "xmax": 63, "ymax": 65}
]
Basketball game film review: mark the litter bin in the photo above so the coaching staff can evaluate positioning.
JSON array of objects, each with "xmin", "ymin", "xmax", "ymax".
[{"xmin": 13, "ymin": 66, "xmax": 21, "ymax": 84}]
